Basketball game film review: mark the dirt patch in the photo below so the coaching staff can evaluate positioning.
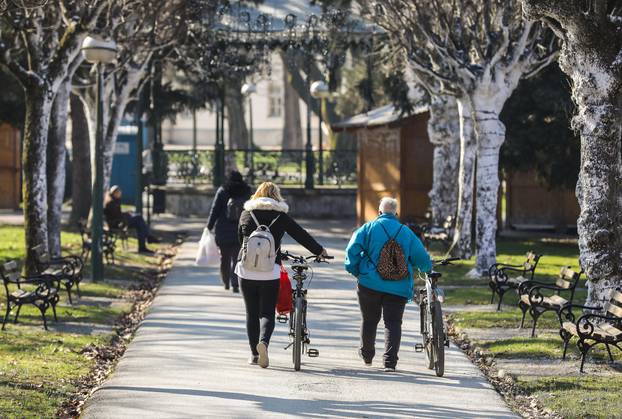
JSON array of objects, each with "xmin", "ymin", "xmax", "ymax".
[
  {"xmin": 462, "ymin": 327, "xmax": 559, "ymax": 340},
  {"xmin": 494, "ymin": 358, "xmax": 622, "ymax": 379},
  {"xmin": 444, "ymin": 304, "xmax": 500, "ymax": 313},
  {"xmin": 446, "ymin": 320, "xmax": 562, "ymax": 419},
  {"xmin": 56, "ymin": 245, "xmax": 181, "ymax": 418}
]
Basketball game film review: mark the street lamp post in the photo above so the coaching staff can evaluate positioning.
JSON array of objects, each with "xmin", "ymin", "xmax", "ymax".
[
  {"xmin": 310, "ymin": 81, "xmax": 330, "ymax": 186},
  {"xmin": 304, "ymin": 76, "xmax": 314, "ymax": 190},
  {"xmin": 81, "ymin": 35, "xmax": 117, "ymax": 282},
  {"xmin": 241, "ymin": 82, "xmax": 257, "ymax": 182}
]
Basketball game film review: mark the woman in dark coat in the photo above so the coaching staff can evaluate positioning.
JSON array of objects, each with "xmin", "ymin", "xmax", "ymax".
[{"xmin": 206, "ymin": 171, "xmax": 251, "ymax": 292}]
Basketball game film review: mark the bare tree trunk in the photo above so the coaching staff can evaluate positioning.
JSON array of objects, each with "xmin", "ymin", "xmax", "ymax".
[
  {"xmin": 520, "ymin": 0, "xmax": 622, "ymax": 306},
  {"xmin": 449, "ymin": 96, "xmax": 477, "ymax": 259},
  {"xmin": 47, "ymin": 79, "xmax": 70, "ymax": 256},
  {"xmin": 427, "ymin": 95, "xmax": 460, "ymax": 225},
  {"xmin": 564, "ymin": 51, "xmax": 622, "ymax": 306},
  {"xmin": 282, "ymin": 56, "xmax": 303, "ymax": 150},
  {"xmin": 225, "ymin": 77, "xmax": 249, "ymax": 150},
  {"xmin": 69, "ymin": 93, "xmax": 92, "ymax": 225},
  {"xmin": 471, "ymin": 102, "xmax": 506, "ymax": 275},
  {"xmin": 23, "ymin": 87, "xmax": 54, "ymax": 271}
]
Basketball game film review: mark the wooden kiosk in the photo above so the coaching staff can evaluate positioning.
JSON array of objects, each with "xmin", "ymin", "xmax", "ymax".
[{"xmin": 333, "ymin": 105, "xmax": 434, "ymax": 226}]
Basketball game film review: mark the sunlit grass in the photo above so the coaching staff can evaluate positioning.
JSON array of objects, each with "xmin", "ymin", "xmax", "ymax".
[
  {"xmin": 0, "ymin": 225, "xmax": 164, "ymax": 418},
  {"xmin": 517, "ymin": 375, "xmax": 622, "ymax": 419}
]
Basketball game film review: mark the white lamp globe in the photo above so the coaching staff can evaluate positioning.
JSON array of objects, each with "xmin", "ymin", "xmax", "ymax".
[
  {"xmin": 241, "ymin": 82, "xmax": 257, "ymax": 96},
  {"xmin": 310, "ymin": 80, "xmax": 330, "ymax": 99},
  {"xmin": 81, "ymin": 35, "xmax": 117, "ymax": 64}
]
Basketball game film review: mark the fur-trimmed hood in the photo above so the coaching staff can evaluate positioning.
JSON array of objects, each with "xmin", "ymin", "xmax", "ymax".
[{"xmin": 244, "ymin": 197, "xmax": 289, "ymax": 213}]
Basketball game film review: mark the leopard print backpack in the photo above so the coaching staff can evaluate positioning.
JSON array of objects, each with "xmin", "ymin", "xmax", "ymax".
[{"xmin": 372, "ymin": 223, "xmax": 409, "ymax": 281}]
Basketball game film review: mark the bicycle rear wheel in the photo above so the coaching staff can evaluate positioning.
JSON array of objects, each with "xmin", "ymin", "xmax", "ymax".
[
  {"xmin": 293, "ymin": 297, "xmax": 304, "ymax": 371},
  {"xmin": 432, "ymin": 302, "xmax": 445, "ymax": 377},
  {"xmin": 421, "ymin": 303, "xmax": 434, "ymax": 370}
]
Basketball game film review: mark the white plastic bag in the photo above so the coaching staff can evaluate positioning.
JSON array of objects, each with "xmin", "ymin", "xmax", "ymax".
[{"xmin": 195, "ymin": 228, "xmax": 220, "ymax": 266}]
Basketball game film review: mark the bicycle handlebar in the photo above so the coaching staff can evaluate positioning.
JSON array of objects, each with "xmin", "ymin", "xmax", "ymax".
[
  {"xmin": 432, "ymin": 257, "xmax": 460, "ymax": 267},
  {"xmin": 281, "ymin": 251, "xmax": 333, "ymax": 263}
]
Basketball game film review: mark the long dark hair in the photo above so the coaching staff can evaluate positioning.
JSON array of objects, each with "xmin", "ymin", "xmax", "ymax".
[{"xmin": 224, "ymin": 171, "xmax": 250, "ymax": 197}]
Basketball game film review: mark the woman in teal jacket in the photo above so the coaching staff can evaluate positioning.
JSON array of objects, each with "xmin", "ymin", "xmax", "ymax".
[{"xmin": 345, "ymin": 197, "xmax": 432, "ymax": 371}]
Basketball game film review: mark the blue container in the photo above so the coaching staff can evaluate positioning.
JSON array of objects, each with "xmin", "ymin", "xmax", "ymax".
[{"xmin": 110, "ymin": 121, "xmax": 147, "ymax": 205}]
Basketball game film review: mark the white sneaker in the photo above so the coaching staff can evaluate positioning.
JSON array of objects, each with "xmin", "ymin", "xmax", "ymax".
[
  {"xmin": 248, "ymin": 355, "xmax": 259, "ymax": 365},
  {"xmin": 257, "ymin": 342, "xmax": 269, "ymax": 368}
]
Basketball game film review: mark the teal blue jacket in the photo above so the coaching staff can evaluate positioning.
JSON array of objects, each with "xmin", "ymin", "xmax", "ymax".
[{"xmin": 345, "ymin": 214, "xmax": 432, "ymax": 299}]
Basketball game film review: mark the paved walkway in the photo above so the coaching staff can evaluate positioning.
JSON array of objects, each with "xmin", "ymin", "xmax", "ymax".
[{"xmin": 82, "ymin": 222, "xmax": 516, "ymax": 418}]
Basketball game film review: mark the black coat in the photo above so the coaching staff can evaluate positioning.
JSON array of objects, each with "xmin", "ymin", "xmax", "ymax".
[
  {"xmin": 206, "ymin": 181, "xmax": 251, "ymax": 247},
  {"xmin": 104, "ymin": 197, "xmax": 128, "ymax": 228},
  {"xmin": 237, "ymin": 200, "xmax": 323, "ymax": 264}
]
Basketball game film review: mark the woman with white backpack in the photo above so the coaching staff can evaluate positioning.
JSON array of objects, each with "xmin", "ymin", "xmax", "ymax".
[{"xmin": 236, "ymin": 182, "xmax": 329, "ymax": 368}]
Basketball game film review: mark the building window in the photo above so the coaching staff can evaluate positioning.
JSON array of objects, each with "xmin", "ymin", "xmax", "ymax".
[{"xmin": 267, "ymin": 83, "xmax": 282, "ymax": 118}]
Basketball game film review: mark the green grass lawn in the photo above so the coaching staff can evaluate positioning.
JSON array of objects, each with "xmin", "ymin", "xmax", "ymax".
[
  {"xmin": 517, "ymin": 375, "xmax": 622, "ymax": 419},
  {"xmin": 429, "ymin": 236, "xmax": 581, "ymax": 287},
  {"xmin": 449, "ymin": 308, "xmax": 563, "ymax": 329},
  {"xmin": 438, "ymin": 235, "xmax": 622, "ymax": 418},
  {"xmin": 0, "ymin": 225, "xmax": 165, "ymax": 418}
]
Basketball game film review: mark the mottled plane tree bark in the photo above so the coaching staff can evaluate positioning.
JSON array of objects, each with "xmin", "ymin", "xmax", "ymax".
[
  {"xmin": 225, "ymin": 76, "xmax": 249, "ymax": 150},
  {"xmin": 0, "ymin": 2, "xmax": 106, "ymax": 269},
  {"xmin": 372, "ymin": 1, "xmax": 557, "ymax": 275},
  {"xmin": 281, "ymin": 54, "xmax": 304, "ymax": 150},
  {"xmin": 426, "ymin": 94, "xmax": 460, "ymax": 225},
  {"xmin": 46, "ymin": 78, "xmax": 71, "ymax": 256},
  {"xmin": 77, "ymin": 0, "xmax": 184, "ymax": 192},
  {"xmin": 68, "ymin": 93, "xmax": 92, "ymax": 226},
  {"xmin": 521, "ymin": 0, "xmax": 622, "ymax": 305}
]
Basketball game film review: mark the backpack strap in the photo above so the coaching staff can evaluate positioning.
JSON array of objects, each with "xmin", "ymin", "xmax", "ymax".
[
  {"xmin": 249, "ymin": 210, "xmax": 280, "ymax": 229},
  {"xmin": 363, "ymin": 221, "xmax": 377, "ymax": 269},
  {"xmin": 393, "ymin": 224, "xmax": 404, "ymax": 239},
  {"xmin": 269, "ymin": 214, "xmax": 281, "ymax": 227},
  {"xmin": 379, "ymin": 222, "xmax": 403, "ymax": 240},
  {"xmin": 249, "ymin": 210, "xmax": 261, "ymax": 227}
]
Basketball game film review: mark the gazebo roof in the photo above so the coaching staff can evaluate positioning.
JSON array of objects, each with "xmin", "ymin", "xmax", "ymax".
[
  {"xmin": 332, "ymin": 104, "xmax": 428, "ymax": 130},
  {"xmin": 215, "ymin": 0, "xmax": 377, "ymax": 35}
]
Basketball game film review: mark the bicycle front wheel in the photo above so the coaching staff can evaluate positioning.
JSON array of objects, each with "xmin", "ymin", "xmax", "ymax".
[
  {"xmin": 421, "ymin": 302, "xmax": 434, "ymax": 370},
  {"xmin": 432, "ymin": 302, "xmax": 445, "ymax": 377},
  {"xmin": 293, "ymin": 296, "xmax": 304, "ymax": 371}
]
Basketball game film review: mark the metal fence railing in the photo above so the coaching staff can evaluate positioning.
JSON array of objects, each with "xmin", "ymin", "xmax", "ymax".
[{"xmin": 164, "ymin": 148, "xmax": 357, "ymax": 188}]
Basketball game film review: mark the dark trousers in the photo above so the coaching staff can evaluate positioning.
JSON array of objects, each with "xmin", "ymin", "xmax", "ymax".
[
  {"xmin": 357, "ymin": 284, "xmax": 407, "ymax": 368},
  {"xmin": 240, "ymin": 278, "xmax": 280, "ymax": 355},
  {"xmin": 218, "ymin": 244, "xmax": 240, "ymax": 289},
  {"xmin": 127, "ymin": 215, "xmax": 149, "ymax": 249}
]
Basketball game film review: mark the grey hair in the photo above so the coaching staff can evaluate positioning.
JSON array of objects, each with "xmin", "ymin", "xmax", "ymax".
[{"xmin": 379, "ymin": 197, "xmax": 398, "ymax": 215}]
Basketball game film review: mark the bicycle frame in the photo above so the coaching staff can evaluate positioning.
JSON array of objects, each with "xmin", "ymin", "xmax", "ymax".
[{"xmin": 289, "ymin": 264, "xmax": 310, "ymax": 348}]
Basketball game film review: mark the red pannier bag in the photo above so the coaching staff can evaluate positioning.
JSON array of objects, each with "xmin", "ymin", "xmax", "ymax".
[{"xmin": 276, "ymin": 264, "xmax": 293, "ymax": 314}]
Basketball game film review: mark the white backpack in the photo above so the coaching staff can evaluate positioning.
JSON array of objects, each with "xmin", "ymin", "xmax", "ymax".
[{"xmin": 241, "ymin": 211, "xmax": 280, "ymax": 272}]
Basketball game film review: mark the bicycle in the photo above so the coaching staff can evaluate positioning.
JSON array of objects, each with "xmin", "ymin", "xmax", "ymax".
[
  {"xmin": 278, "ymin": 250, "xmax": 333, "ymax": 371},
  {"xmin": 415, "ymin": 257, "xmax": 459, "ymax": 377}
]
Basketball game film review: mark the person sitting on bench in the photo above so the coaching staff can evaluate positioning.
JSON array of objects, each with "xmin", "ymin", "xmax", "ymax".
[{"xmin": 104, "ymin": 185, "xmax": 157, "ymax": 254}]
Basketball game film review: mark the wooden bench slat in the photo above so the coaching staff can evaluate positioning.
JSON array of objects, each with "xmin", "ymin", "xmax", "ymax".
[
  {"xmin": 555, "ymin": 278, "xmax": 573, "ymax": 289},
  {"xmin": 605, "ymin": 302, "xmax": 622, "ymax": 318},
  {"xmin": 611, "ymin": 290, "xmax": 622, "ymax": 304}
]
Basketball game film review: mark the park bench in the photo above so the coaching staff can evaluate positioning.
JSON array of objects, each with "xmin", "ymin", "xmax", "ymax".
[
  {"xmin": 31, "ymin": 244, "xmax": 83, "ymax": 304},
  {"xmin": 79, "ymin": 221, "xmax": 117, "ymax": 265},
  {"xmin": 423, "ymin": 215, "xmax": 454, "ymax": 250},
  {"xmin": 106, "ymin": 221, "xmax": 129, "ymax": 251},
  {"xmin": 404, "ymin": 214, "xmax": 454, "ymax": 250},
  {"xmin": 1, "ymin": 261, "xmax": 59, "ymax": 330},
  {"xmin": 559, "ymin": 288, "xmax": 622, "ymax": 372},
  {"xmin": 488, "ymin": 251, "xmax": 541, "ymax": 311},
  {"xmin": 518, "ymin": 266, "xmax": 583, "ymax": 337}
]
